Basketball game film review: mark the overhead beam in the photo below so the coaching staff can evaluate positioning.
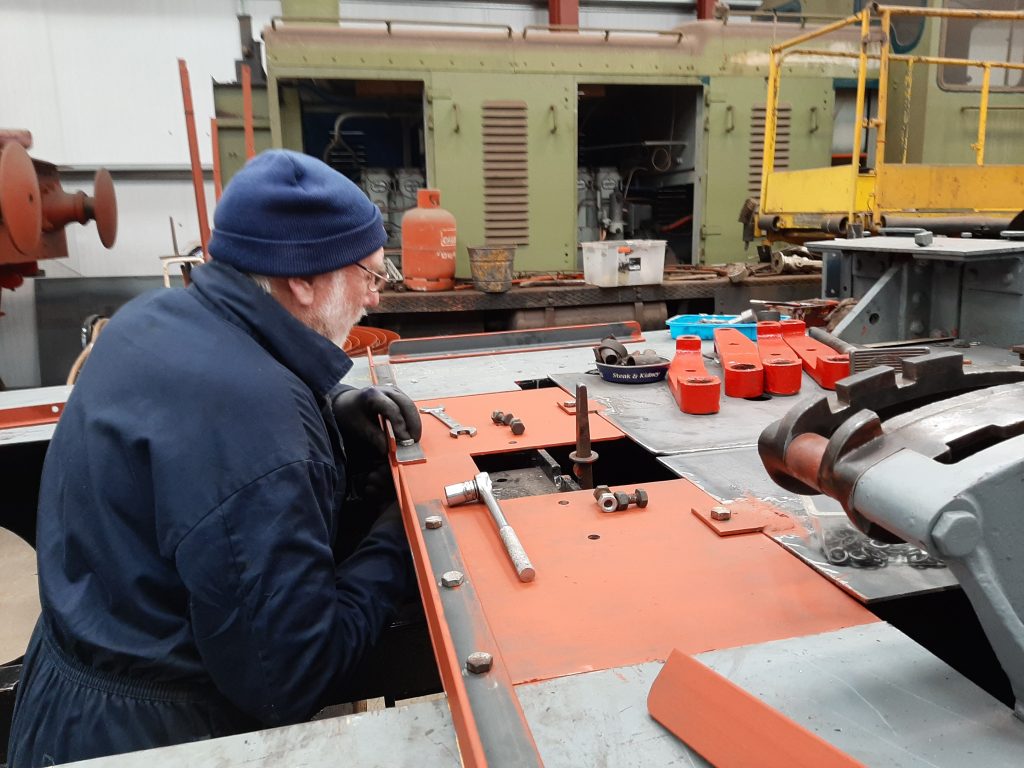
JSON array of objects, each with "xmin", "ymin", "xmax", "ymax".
[{"xmin": 549, "ymin": 0, "xmax": 579, "ymax": 27}]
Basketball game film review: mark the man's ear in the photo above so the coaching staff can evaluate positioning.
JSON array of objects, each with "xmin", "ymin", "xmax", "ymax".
[{"xmin": 284, "ymin": 275, "xmax": 317, "ymax": 308}]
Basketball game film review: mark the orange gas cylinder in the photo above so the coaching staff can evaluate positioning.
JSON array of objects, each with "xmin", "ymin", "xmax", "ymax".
[{"xmin": 401, "ymin": 188, "xmax": 456, "ymax": 291}]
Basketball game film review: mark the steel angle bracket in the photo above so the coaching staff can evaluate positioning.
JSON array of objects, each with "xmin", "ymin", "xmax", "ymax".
[
  {"xmin": 0, "ymin": 402, "xmax": 63, "ymax": 430},
  {"xmin": 368, "ymin": 350, "xmax": 426, "ymax": 465},
  {"xmin": 407, "ymin": 496, "xmax": 543, "ymax": 768},
  {"xmin": 387, "ymin": 321, "xmax": 644, "ymax": 363},
  {"xmin": 667, "ymin": 336, "xmax": 720, "ymax": 414},
  {"xmin": 779, "ymin": 319, "xmax": 849, "ymax": 390},
  {"xmin": 756, "ymin": 322, "xmax": 803, "ymax": 396},
  {"xmin": 713, "ymin": 328, "xmax": 764, "ymax": 398},
  {"xmin": 648, "ymin": 649, "xmax": 865, "ymax": 768}
]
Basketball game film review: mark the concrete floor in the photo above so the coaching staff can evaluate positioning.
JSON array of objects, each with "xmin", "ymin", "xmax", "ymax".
[{"xmin": 0, "ymin": 529, "xmax": 39, "ymax": 664}]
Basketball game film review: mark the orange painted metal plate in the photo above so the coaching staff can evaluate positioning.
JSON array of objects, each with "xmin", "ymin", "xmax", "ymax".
[
  {"xmin": 691, "ymin": 497, "xmax": 799, "ymax": 537},
  {"xmin": 413, "ymin": 388, "xmax": 617, "ymax": 458},
  {"xmin": 398, "ymin": 387, "xmax": 876, "ymax": 686},
  {"xmin": 648, "ymin": 648, "xmax": 865, "ymax": 768}
]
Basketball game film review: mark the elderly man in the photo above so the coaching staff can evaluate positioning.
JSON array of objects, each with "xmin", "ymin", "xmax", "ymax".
[{"xmin": 8, "ymin": 150, "xmax": 421, "ymax": 766}]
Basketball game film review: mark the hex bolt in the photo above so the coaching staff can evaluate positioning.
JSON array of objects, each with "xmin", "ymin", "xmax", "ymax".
[
  {"xmin": 440, "ymin": 570, "xmax": 465, "ymax": 588},
  {"xmin": 630, "ymin": 489, "xmax": 649, "ymax": 508},
  {"xmin": 710, "ymin": 505, "xmax": 732, "ymax": 521},
  {"xmin": 931, "ymin": 510, "xmax": 981, "ymax": 557},
  {"xmin": 424, "ymin": 515, "xmax": 443, "ymax": 530},
  {"xmin": 465, "ymin": 651, "xmax": 494, "ymax": 674},
  {"xmin": 491, "ymin": 410, "xmax": 505, "ymax": 425},
  {"xmin": 613, "ymin": 491, "xmax": 631, "ymax": 511},
  {"xmin": 508, "ymin": 418, "xmax": 525, "ymax": 435}
]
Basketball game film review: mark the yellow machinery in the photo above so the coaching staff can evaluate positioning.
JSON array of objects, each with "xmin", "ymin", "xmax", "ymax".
[{"xmin": 757, "ymin": 3, "xmax": 1024, "ymax": 244}]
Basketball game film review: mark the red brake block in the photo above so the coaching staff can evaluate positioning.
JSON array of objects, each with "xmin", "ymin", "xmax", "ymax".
[
  {"xmin": 779, "ymin": 319, "xmax": 850, "ymax": 390},
  {"xmin": 713, "ymin": 327, "xmax": 764, "ymax": 398},
  {"xmin": 755, "ymin": 322, "xmax": 803, "ymax": 396},
  {"xmin": 667, "ymin": 336, "xmax": 720, "ymax": 414}
]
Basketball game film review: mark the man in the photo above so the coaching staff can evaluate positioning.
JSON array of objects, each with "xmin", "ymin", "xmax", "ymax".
[{"xmin": 7, "ymin": 150, "xmax": 422, "ymax": 766}]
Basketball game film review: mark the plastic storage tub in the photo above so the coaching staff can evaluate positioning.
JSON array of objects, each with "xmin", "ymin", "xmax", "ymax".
[
  {"xmin": 667, "ymin": 314, "xmax": 760, "ymax": 341},
  {"xmin": 582, "ymin": 239, "xmax": 666, "ymax": 287}
]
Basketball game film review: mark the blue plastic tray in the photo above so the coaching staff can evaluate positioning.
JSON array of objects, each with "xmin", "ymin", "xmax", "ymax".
[{"xmin": 666, "ymin": 314, "xmax": 787, "ymax": 341}]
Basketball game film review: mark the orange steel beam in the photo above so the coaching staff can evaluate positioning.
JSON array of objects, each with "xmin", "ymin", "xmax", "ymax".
[
  {"xmin": 177, "ymin": 59, "xmax": 211, "ymax": 259},
  {"xmin": 548, "ymin": 0, "xmax": 578, "ymax": 27},
  {"xmin": 242, "ymin": 64, "xmax": 256, "ymax": 160},
  {"xmin": 210, "ymin": 118, "xmax": 223, "ymax": 201},
  {"xmin": 0, "ymin": 402, "xmax": 63, "ymax": 430}
]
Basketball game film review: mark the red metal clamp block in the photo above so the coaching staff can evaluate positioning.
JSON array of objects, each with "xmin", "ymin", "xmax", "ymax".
[
  {"xmin": 755, "ymin": 322, "xmax": 803, "ymax": 396},
  {"xmin": 779, "ymin": 319, "xmax": 850, "ymax": 390},
  {"xmin": 713, "ymin": 328, "xmax": 764, "ymax": 398},
  {"xmin": 667, "ymin": 336, "xmax": 720, "ymax": 414}
]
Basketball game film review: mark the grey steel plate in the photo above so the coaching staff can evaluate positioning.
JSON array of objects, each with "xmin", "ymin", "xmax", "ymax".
[
  {"xmin": 807, "ymin": 235, "xmax": 1024, "ymax": 261},
  {"xmin": 519, "ymin": 623, "xmax": 1024, "ymax": 767},
  {"xmin": 64, "ymin": 696, "xmax": 458, "ymax": 767}
]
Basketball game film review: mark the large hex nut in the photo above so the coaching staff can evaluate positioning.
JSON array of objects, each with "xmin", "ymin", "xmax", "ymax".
[
  {"xmin": 709, "ymin": 505, "xmax": 732, "ymax": 521},
  {"xmin": 613, "ymin": 492, "xmax": 631, "ymax": 511},
  {"xmin": 597, "ymin": 493, "xmax": 618, "ymax": 513},
  {"xmin": 441, "ymin": 570, "xmax": 465, "ymax": 588},
  {"xmin": 466, "ymin": 651, "xmax": 494, "ymax": 674},
  {"xmin": 593, "ymin": 485, "xmax": 611, "ymax": 500}
]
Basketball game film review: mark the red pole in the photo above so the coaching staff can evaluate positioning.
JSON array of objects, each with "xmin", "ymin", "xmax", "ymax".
[
  {"xmin": 210, "ymin": 118, "xmax": 223, "ymax": 201},
  {"xmin": 697, "ymin": 0, "xmax": 716, "ymax": 20},
  {"xmin": 177, "ymin": 58, "xmax": 211, "ymax": 259},
  {"xmin": 242, "ymin": 64, "xmax": 256, "ymax": 160},
  {"xmin": 549, "ymin": 0, "xmax": 579, "ymax": 27}
]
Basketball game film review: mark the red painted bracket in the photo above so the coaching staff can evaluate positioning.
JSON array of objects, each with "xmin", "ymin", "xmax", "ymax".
[
  {"xmin": 667, "ymin": 336, "xmax": 720, "ymax": 414},
  {"xmin": 756, "ymin": 322, "xmax": 803, "ymax": 395},
  {"xmin": 779, "ymin": 319, "xmax": 850, "ymax": 390},
  {"xmin": 0, "ymin": 402, "xmax": 63, "ymax": 430},
  {"xmin": 648, "ymin": 649, "xmax": 866, "ymax": 768},
  {"xmin": 713, "ymin": 328, "xmax": 764, "ymax": 398}
]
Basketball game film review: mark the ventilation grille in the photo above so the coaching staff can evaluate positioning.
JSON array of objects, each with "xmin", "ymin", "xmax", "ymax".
[
  {"xmin": 748, "ymin": 103, "xmax": 791, "ymax": 198},
  {"xmin": 482, "ymin": 101, "xmax": 529, "ymax": 246}
]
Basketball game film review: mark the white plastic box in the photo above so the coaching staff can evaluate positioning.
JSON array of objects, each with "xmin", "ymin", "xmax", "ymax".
[{"xmin": 581, "ymin": 239, "xmax": 666, "ymax": 288}]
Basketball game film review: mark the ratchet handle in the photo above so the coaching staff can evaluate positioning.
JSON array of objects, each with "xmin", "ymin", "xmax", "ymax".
[{"xmin": 499, "ymin": 525, "xmax": 536, "ymax": 583}]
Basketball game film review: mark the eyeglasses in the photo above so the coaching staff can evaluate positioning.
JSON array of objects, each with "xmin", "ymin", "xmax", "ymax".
[{"xmin": 353, "ymin": 262, "xmax": 390, "ymax": 292}]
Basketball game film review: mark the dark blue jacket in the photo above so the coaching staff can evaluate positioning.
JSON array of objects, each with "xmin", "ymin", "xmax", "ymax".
[{"xmin": 8, "ymin": 261, "xmax": 414, "ymax": 766}]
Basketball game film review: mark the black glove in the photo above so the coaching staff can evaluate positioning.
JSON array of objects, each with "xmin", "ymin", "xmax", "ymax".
[{"xmin": 331, "ymin": 385, "xmax": 422, "ymax": 458}]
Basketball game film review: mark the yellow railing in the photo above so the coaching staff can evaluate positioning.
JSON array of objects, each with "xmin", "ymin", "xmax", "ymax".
[{"xmin": 758, "ymin": 3, "xmax": 1024, "ymax": 237}]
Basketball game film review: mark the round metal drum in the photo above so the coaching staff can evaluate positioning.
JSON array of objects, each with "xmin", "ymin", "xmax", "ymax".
[{"xmin": 0, "ymin": 142, "xmax": 42, "ymax": 255}]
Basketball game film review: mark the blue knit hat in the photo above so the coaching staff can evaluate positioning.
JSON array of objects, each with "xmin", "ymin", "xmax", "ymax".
[{"xmin": 208, "ymin": 149, "xmax": 386, "ymax": 276}]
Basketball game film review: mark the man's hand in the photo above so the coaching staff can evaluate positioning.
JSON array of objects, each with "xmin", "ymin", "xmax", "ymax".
[{"xmin": 331, "ymin": 385, "xmax": 422, "ymax": 457}]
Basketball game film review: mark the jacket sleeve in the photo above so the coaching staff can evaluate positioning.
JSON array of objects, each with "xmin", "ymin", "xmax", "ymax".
[{"xmin": 174, "ymin": 459, "xmax": 414, "ymax": 726}]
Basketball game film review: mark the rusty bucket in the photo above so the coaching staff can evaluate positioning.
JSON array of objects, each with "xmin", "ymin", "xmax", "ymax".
[{"xmin": 468, "ymin": 245, "xmax": 515, "ymax": 293}]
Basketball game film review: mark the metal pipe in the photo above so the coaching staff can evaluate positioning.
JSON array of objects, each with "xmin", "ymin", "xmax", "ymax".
[
  {"xmin": 210, "ymin": 118, "xmax": 223, "ymax": 201},
  {"xmin": 177, "ymin": 59, "xmax": 211, "ymax": 259},
  {"xmin": 242, "ymin": 64, "xmax": 256, "ymax": 160},
  {"xmin": 572, "ymin": 383, "xmax": 596, "ymax": 490}
]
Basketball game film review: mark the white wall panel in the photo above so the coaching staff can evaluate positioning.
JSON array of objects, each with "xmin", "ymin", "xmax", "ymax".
[{"xmin": 56, "ymin": 179, "xmax": 216, "ymax": 279}]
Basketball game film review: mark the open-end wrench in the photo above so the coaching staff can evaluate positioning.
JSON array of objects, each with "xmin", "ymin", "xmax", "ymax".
[{"xmin": 419, "ymin": 405, "xmax": 477, "ymax": 438}]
